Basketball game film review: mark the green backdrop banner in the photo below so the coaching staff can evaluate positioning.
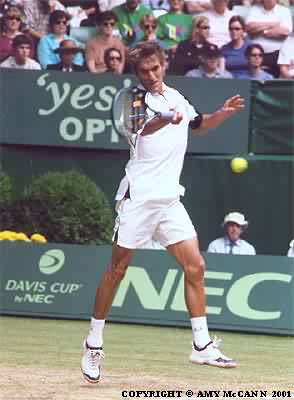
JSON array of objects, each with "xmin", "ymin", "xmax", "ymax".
[
  {"xmin": 0, "ymin": 70, "xmax": 250, "ymax": 154},
  {"xmin": 0, "ymin": 243, "xmax": 293, "ymax": 335},
  {"xmin": 250, "ymin": 80, "xmax": 294, "ymax": 154},
  {"xmin": 1, "ymin": 146, "xmax": 293, "ymax": 256}
]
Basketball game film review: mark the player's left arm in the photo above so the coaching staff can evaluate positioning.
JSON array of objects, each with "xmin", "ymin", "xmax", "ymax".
[{"xmin": 191, "ymin": 95, "xmax": 245, "ymax": 136}]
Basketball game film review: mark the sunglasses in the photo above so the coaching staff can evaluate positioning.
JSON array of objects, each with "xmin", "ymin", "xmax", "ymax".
[
  {"xmin": 144, "ymin": 24, "xmax": 156, "ymax": 29},
  {"xmin": 103, "ymin": 21, "xmax": 115, "ymax": 26},
  {"xmin": 55, "ymin": 20, "xmax": 67, "ymax": 25},
  {"xmin": 7, "ymin": 16, "xmax": 21, "ymax": 21},
  {"xmin": 109, "ymin": 56, "xmax": 121, "ymax": 61},
  {"xmin": 250, "ymin": 53, "xmax": 263, "ymax": 57},
  {"xmin": 229, "ymin": 26, "xmax": 242, "ymax": 31},
  {"xmin": 198, "ymin": 25, "xmax": 210, "ymax": 29}
]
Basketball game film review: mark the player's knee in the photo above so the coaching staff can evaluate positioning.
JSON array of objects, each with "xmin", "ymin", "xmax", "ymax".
[
  {"xmin": 107, "ymin": 262, "xmax": 128, "ymax": 282},
  {"xmin": 185, "ymin": 257, "xmax": 205, "ymax": 284}
]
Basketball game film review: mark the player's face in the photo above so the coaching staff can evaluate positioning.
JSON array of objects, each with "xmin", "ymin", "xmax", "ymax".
[
  {"xmin": 136, "ymin": 54, "xmax": 164, "ymax": 94},
  {"xmin": 226, "ymin": 222, "xmax": 242, "ymax": 242}
]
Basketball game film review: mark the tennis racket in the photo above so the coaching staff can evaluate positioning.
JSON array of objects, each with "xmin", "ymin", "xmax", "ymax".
[{"xmin": 111, "ymin": 87, "xmax": 174, "ymax": 148}]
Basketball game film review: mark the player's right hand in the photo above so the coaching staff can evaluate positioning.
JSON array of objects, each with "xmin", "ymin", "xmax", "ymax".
[{"xmin": 170, "ymin": 110, "xmax": 183, "ymax": 125}]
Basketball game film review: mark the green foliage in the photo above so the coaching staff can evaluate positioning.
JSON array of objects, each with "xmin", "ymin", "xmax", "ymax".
[
  {"xmin": 20, "ymin": 170, "xmax": 113, "ymax": 244},
  {"xmin": 0, "ymin": 172, "xmax": 14, "ymax": 230},
  {"xmin": 0, "ymin": 172, "xmax": 13, "ymax": 203}
]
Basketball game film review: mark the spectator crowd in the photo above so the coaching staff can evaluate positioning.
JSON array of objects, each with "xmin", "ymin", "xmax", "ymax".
[{"xmin": 0, "ymin": 0, "xmax": 293, "ymax": 78}]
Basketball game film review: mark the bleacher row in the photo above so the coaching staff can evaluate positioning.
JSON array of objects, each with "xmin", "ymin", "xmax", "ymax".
[{"xmin": 0, "ymin": 0, "xmax": 293, "ymax": 78}]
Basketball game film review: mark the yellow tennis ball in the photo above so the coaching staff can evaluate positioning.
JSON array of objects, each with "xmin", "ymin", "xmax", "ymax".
[
  {"xmin": 31, "ymin": 233, "xmax": 47, "ymax": 243},
  {"xmin": 231, "ymin": 157, "xmax": 248, "ymax": 173}
]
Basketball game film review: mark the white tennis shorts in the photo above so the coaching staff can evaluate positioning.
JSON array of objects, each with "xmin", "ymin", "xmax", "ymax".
[{"xmin": 112, "ymin": 197, "xmax": 197, "ymax": 249}]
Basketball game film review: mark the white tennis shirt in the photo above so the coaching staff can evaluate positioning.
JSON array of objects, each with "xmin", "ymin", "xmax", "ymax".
[{"xmin": 115, "ymin": 83, "xmax": 198, "ymax": 201}]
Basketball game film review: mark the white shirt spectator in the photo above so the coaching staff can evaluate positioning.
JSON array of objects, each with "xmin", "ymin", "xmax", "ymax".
[
  {"xmin": 287, "ymin": 239, "xmax": 294, "ymax": 257},
  {"xmin": 201, "ymin": 8, "xmax": 236, "ymax": 48},
  {"xmin": 207, "ymin": 236, "xmax": 256, "ymax": 255},
  {"xmin": 246, "ymin": 4, "xmax": 293, "ymax": 53},
  {"xmin": 0, "ymin": 55, "xmax": 41, "ymax": 69},
  {"xmin": 278, "ymin": 35, "xmax": 294, "ymax": 77}
]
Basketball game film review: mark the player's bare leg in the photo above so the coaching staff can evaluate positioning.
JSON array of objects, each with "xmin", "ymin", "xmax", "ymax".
[
  {"xmin": 93, "ymin": 243, "xmax": 134, "ymax": 319},
  {"xmin": 168, "ymin": 238, "xmax": 236, "ymax": 368},
  {"xmin": 81, "ymin": 243, "xmax": 133, "ymax": 383}
]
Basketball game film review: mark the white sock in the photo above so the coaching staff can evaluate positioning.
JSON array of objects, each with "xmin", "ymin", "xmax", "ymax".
[
  {"xmin": 190, "ymin": 316, "xmax": 211, "ymax": 349},
  {"xmin": 86, "ymin": 318, "xmax": 105, "ymax": 348}
]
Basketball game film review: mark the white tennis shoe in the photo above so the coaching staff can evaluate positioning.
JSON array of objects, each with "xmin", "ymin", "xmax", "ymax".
[
  {"xmin": 190, "ymin": 337, "xmax": 236, "ymax": 368},
  {"xmin": 81, "ymin": 340, "xmax": 105, "ymax": 383}
]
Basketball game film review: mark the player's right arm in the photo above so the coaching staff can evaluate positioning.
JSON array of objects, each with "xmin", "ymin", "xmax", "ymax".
[{"xmin": 140, "ymin": 111, "xmax": 183, "ymax": 136}]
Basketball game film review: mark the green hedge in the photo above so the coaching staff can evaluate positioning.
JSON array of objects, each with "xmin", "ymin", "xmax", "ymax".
[
  {"xmin": 0, "ymin": 171, "xmax": 13, "ymax": 203},
  {"xmin": 0, "ymin": 170, "xmax": 113, "ymax": 244}
]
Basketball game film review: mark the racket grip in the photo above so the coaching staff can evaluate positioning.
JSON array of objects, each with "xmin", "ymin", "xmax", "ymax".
[{"xmin": 159, "ymin": 111, "xmax": 175, "ymax": 120}]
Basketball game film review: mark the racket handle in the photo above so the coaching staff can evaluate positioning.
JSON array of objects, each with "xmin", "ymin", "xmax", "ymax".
[{"xmin": 158, "ymin": 111, "xmax": 175, "ymax": 120}]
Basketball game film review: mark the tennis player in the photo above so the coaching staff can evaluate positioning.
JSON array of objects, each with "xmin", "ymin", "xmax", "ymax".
[{"xmin": 81, "ymin": 42, "xmax": 244, "ymax": 383}]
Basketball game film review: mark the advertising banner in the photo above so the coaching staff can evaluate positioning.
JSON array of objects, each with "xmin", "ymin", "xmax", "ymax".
[
  {"xmin": 0, "ymin": 242, "xmax": 293, "ymax": 335},
  {"xmin": 0, "ymin": 70, "xmax": 250, "ymax": 154}
]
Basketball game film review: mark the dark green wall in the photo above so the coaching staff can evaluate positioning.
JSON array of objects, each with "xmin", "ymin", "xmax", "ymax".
[{"xmin": 1, "ymin": 145, "xmax": 293, "ymax": 255}]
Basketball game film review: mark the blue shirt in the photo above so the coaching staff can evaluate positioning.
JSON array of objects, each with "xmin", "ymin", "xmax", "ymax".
[
  {"xmin": 37, "ymin": 33, "xmax": 84, "ymax": 69},
  {"xmin": 220, "ymin": 38, "xmax": 252, "ymax": 78},
  {"xmin": 239, "ymin": 69, "xmax": 274, "ymax": 81}
]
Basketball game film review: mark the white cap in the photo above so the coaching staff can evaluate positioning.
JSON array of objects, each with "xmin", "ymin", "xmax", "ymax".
[{"xmin": 223, "ymin": 212, "xmax": 248, "ymax": 227}]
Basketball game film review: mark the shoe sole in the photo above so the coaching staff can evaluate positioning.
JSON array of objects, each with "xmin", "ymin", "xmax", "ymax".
[
  {"xmin": 190, "ymin": 358, "xmax": 237, "ymax": 368},
  {"xmin": 81, "ymin": 368, "xmax": 101, "ymax": 384}
]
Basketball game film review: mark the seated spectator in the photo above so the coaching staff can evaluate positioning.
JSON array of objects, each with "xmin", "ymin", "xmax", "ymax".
[
  {"xmin": 220, "ymin": 15, "xmax": 251, "ymax": 77},
  {"xmin": 201, "ymin": 0, "xmax": 236, "ymax": 48},
  {"xmin": 168, "ymin": 15, "xmax": 212, "ymax": 75},
  {"xmin": 287, "ymin": 239, "xmax": 294, "ymax": 257},
  {"xmin": 156, "ymin": 0, "xmax": 193, "ymax": 50},
  {"xmin": 139, "ymin": 14, "xmax": 158, "ymax": 42},
  {"xmin": 85, "ymin": 11, "xmax": 126, "ymax": 74},
  {"xmin": 23, "ymin": 0, "xmax": 66, "ymax": 40},
  {"xmin": 185, "ymin": 0, "xmax": 212, "ymax": 15},
  {"xmin": 240, "ymin": 43, "xmax": 274, "ymax": 79},
  {"xmin": 47, "ymin": 39, "xmax": 86, "ymax": 71},
  {"xmin": 104, "ymin": 47, "xmax": 124, "ymax": 73},
  {"xmin": 0, "ymin": 6, "xmax": 23, "ymax": 62},
  {"xmin": 207, "ymin": 212, "xmax": 256, "ymax": 255},
  {"xmin": 278, "ymin": 34, "xmax": 294, "ymax": 79},
  {"xmin": 185, "ymin": 42, "xmax": 233, "ymax": 77},
  {"xmin": 0, "ymin": 33, "xmax": 41, "ymax": 69},
  {"xmin": 245, "ymin": 0, "xmax": 293, "ymax": 77},
  {"xmin": 112, "ymin": 0, "xmax": 153, "ymax": 47},
  {"xmin": 37, "ymin": 10, "xmax": 84, "ymax": 69}
]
